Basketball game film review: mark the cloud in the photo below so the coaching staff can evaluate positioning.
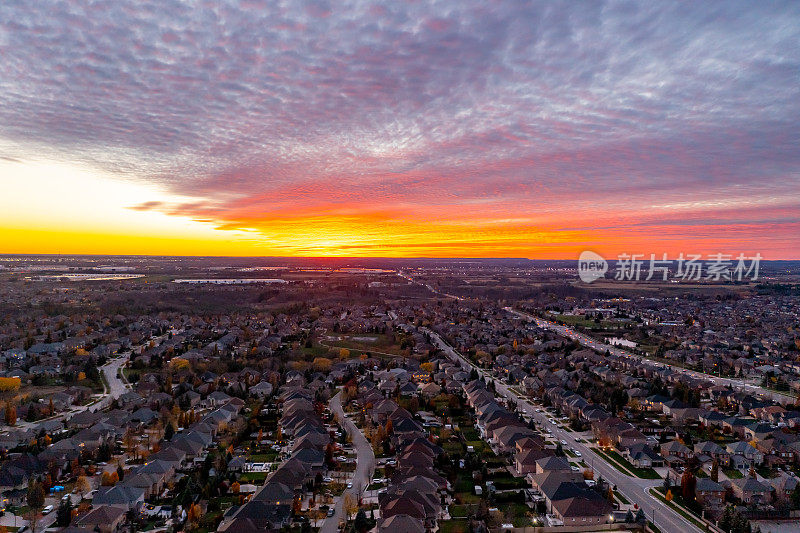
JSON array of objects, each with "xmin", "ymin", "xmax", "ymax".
[
  {"xmin": 128, "ymin": 200, "xmax": 163, "ymax": 211},
  {"xmin": 0, "ymin": 0, "xmax": 799, "ymax": 255}
]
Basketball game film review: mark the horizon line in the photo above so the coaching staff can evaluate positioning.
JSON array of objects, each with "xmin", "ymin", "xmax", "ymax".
[{"xmin": 1, "ymin": 253, "xmax": 799, "ymax": 262}]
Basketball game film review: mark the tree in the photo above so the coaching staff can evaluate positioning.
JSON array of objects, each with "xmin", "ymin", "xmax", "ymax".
[
  {"xmin": 711, "ymin": 458, "xmax": 719, "ymax": 483},
  {"xmin": 116, "ymin": 464, "xmax": 125, "ymax": 482},
  {"xmin": 0, "ymin": 377, "xmax": 21, "ymax": 393},
  {"xmin": 75, "ymin": 475, "xmax": 91, "ymax": 494},
  {"xmin": 231, "ymin": 481, "xmax": 240, "ymax": 494},
  {"xmin": 312, "ymin": 357, "xmax": 333, "ymax": 372},
  {"xmin": 27, "ymin": 479, "xmax": 45, "ymax": 533},
  {"xmin": 719, "ymin": 505, "xmax": 733, "ymax": 532},
  {"xmin": 170, "ymin": 358, "xmax": 190, "ymax": 371},
  {"xmin": 665, "ymin": 489, "xmax": 673, "ymax": 502},
  {"xmin": 663, "ymin": 473, "xmax": 673, "ymax": 492},
  {"xmin": 354, "ymin": 508, "xmax": 368, "ymax": 532},
  {"xmin": 164, "ymin": 422, "xmax": 175, "ymax": 441},
  {"xmin": 56, "ymin": 497, "xmax": 72, "ymax": 527},
  {"xmin": 339, "ymin": 348, "xmax": 350, "ymax": 359},
  {"xmin": 681, "ymin": 469, "xmax": 696, "ymax": 501},
  {"xmin": 791, "ymin": 484, "xmax": 800, "ymax": 510},
  {"xmin": 4, "ymin": 403, "xmax": 16, "ymax": 426},
  {"xmin": 187, "ymin": 502, "xmax": 202, "ymax": 525},
  {"xmin": 343, "ymin": 493, "xmax": 358, "ymax": 520}
]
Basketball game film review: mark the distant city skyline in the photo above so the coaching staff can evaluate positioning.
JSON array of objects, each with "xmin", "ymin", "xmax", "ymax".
[{"xmin": 1, "ymin": 1, "xmax": 799, "ymax": 258}]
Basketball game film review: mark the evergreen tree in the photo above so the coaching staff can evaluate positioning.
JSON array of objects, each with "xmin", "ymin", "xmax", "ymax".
[
  {"xmin": 165, "ymin": 422, "xmax": 175, "ymax": 440},
  {"xmin": 719, "ymin": 506, "xmax": 733, "ymax": 532},
  {"xmin": 56, "ymin": 498, "xmax": 72, "ymax": 527},
  {"xmin": 354, "ymin": 509, "xmax": 368, "ymax": 532}
]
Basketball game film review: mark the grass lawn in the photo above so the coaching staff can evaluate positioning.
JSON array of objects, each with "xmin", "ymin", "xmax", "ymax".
[
  {"xmin": 596, "ymin": 448, "xmax": 661, "ymax": 479},
  {"xmin": 723, "ymin": 468, "xmax": 743, "ymax": 479},
  {"xmin": 465, "ymin": 440, "xmax": 490, "ymax": 453},
  {"xmin": 320, "ymin": 333, "xmax": 408, "ymax": 357},
  {"xmin": 449, "ymin": 504, "xmax": 475, "ymax": 518},
  {"xmin": 239, "ymin": 471, "xmax": 268, "ymax": 483},
  {"xmin": 249, "ymin": 452, "xmax": 278, "ymax": 462},
  {"xmin": 454, "ymin": 492, "xmax": 481, "ymax": 504},
  {"xmin": 487, "ymin": 474, "xmax": 527, "ymax": 490},
  {"xmin": 443, "ymin": 441, "xmax": 464, "ymax": 455},
  {"xmin": 651, "ymin": 487, "xmax": 706, "ymax": 530},
  {"xmin": 438, "ymin": 519, "xmax": 470, "ymax": 533},
  {"xmin": 460, "ymin": 427, "xmax": 480, "ymax": 441}
]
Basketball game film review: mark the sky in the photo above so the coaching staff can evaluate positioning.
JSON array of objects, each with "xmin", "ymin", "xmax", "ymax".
[{"xmin": 1, "ymin": 0, "xmax": 799, "ymax": 258}]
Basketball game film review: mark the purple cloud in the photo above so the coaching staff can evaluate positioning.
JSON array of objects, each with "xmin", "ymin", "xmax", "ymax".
[{"xmin": 0, "ymin": 0, "xmax": 799, "ymax": 254}]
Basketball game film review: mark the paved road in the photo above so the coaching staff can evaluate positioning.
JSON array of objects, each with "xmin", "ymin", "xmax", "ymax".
[
  {"xmin": 506, "ymin": 308, "xmax": 796, "ymax": 405},
  {"xmin": 423, "ymin": 327, "xmax": 703, "ymax": 533},
  {"xmin": 400, "ymin": 271, "xmax": 794, "ymax": 408},
  {"xmin": 95, "ymin": 353, "xmax": 131, "ymax": 411},
  {"xmin": 320, "ymin": 392, "xmax": 375, "ymax": 533},
  {"xmin": 8, "ymin": 353, "xmax": 132, "ymax": 433}
]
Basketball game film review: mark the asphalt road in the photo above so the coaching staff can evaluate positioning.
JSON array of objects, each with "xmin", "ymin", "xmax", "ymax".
[
  {"xmin": 9, "ymin": 353, "xmax": 132, "ymax": 433},
  {"xmin": 506, "ymin": 308, "xmax": 795, "ymax": 405},
  {"xmin": 423, "ymin": 327, "xmax": 704, "ymax": 533},
  {"xmin": 320, "ymin": 392, "xmax": 375, "ymax": 533},
  {"xmin": 94, "ymin": 353, "xmax": 131, "ymax": 411}
]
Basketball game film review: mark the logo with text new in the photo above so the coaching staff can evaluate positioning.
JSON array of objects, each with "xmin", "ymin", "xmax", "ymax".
[{"xmin": 578, "ymin": 251, "xmax": 607, "ymax": 283}]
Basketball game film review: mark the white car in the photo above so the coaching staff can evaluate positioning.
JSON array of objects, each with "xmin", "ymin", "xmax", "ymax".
[
  {"xmin": 42, "ymin": 505, "xmax": 54, "ymax": 515},
  {"xmin": 574, "ymin": 451, "xmax": 582, "ymax": 457},
  {"xmin": 560, "ymin": 440, "xmax": 567, "ymax": 445},
  {"xmin": 346, "ymin": 482, "xmax": 353, "ymax": 489}
]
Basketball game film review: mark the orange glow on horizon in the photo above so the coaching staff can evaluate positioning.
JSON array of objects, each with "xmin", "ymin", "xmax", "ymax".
[{"xmin": 0, "ymin": 157, "xmax": 795, "ymax": 260}]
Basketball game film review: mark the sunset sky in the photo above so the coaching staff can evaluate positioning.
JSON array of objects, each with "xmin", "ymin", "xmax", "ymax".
[{"xmin": 1, "ymin": 1, "xmax": 798, "ymax": 258}]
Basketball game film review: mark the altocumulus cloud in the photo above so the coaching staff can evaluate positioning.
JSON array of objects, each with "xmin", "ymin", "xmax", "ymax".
[{"xmin": 0, "ymin": 0, "xmax": 799, "ymax": 252}]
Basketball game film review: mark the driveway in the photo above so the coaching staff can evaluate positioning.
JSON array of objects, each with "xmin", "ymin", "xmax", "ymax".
[{"xmin": 320, "ymin": 391, "xmax": 375, "ymax": 533}]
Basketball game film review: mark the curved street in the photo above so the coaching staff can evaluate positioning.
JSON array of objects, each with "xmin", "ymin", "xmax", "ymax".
[{"xmin": 320, "ymin": 391, "xmax": 375, "ymax": 533}]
